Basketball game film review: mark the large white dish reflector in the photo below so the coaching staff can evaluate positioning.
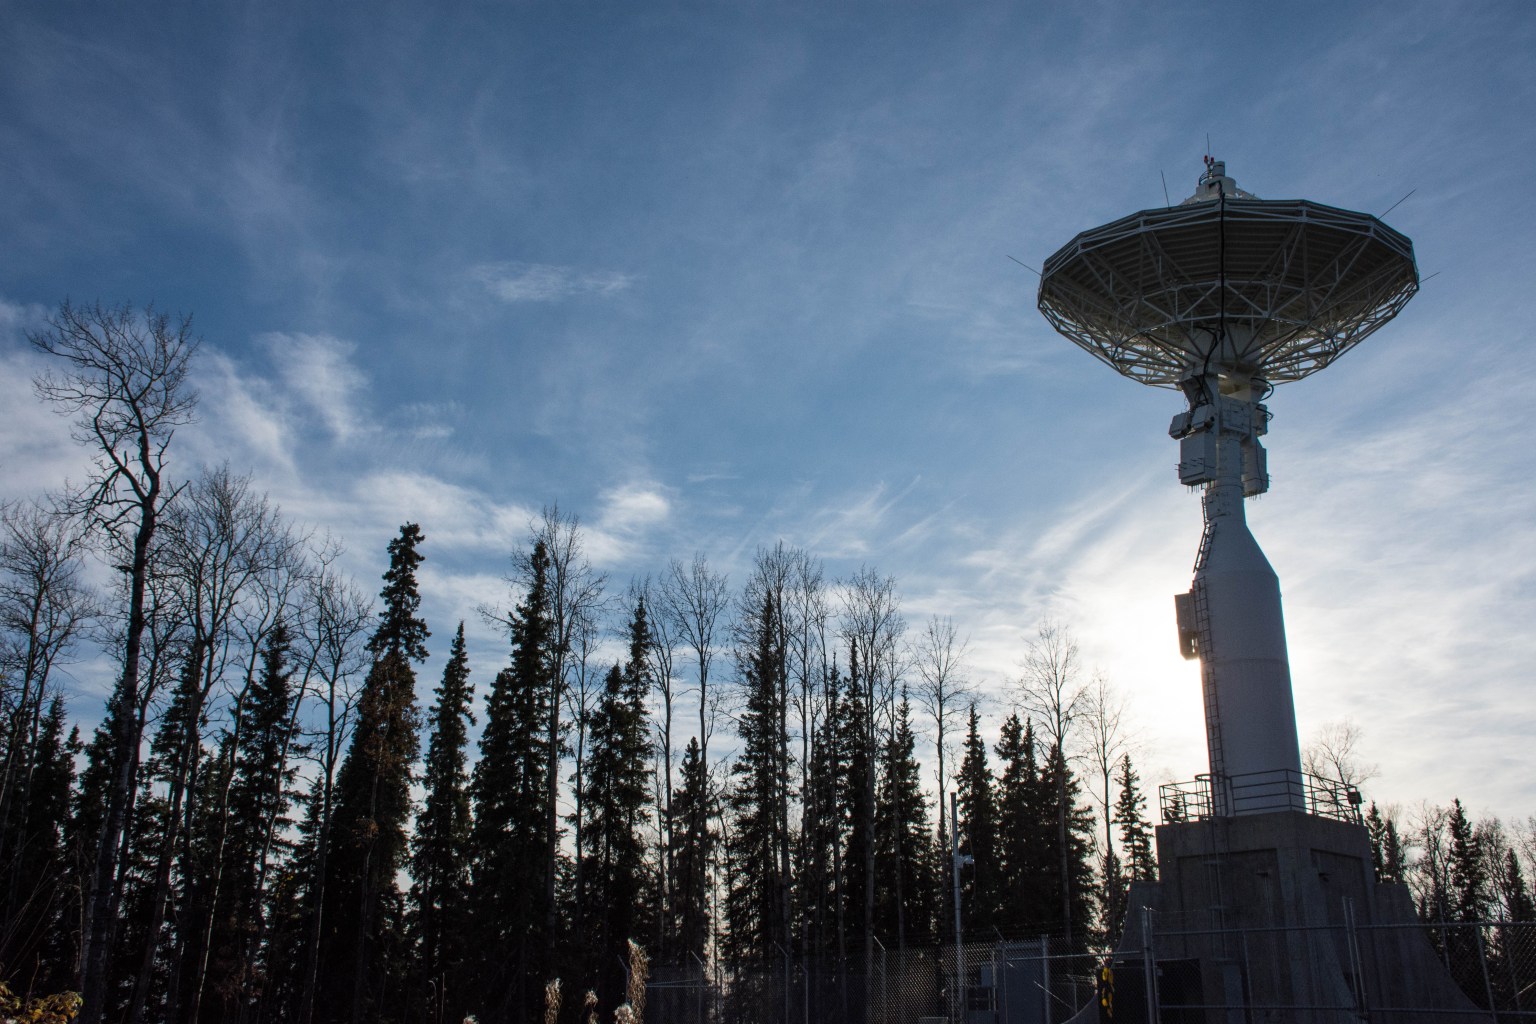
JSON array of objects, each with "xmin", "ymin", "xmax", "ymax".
[{"xmin": 1037, "ymin": 197, "xmax": 1418, "ymax": 388}]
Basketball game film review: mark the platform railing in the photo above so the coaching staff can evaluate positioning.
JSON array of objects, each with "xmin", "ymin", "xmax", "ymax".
[{"xmin": 1159, "ymin": 768, "xmax": 1363, "ymax": 824}]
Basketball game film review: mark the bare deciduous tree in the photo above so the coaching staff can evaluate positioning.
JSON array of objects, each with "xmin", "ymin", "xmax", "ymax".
[
  {"xmin": 909, "ymin": 614, "xmax": 971, "ymax": 940},
  {"xmin": 527, "ymin": 506, "xmax": 606, "ymax": 935},
  {"xmin": 1083, "ymin": 671, "xmax": 1128, "ymax": 857},
  {"xmin": 911, "ymin": 614, "xmax": 973, "ymax": 808},
  {"xmin": 632, "ymin": 576, "xmax": 679, "ymax": 954},
  {"xmin": 1082, "ymin": 670, "xmax": 1130, "ymax": 936},
  {"xmin": 659, "ymin": 554, "xmax": 729, "ymax": 769},
  {"xmin": 564, "ymin": 598, "xmax": 602, "ymax": 936},
  {"xmin": 1018, "ymin": 620, "xmax": 1085, "ymax": 755},
  {"xmin": 129, "ymin": 466, "xmax": 302, "ymax": 1024},
  {"xmin": 30, "ymin": 300, "xmax": 198, "ymax": 1023},
  {"xmin": 838, "ymin": 565, "xmax": 905, "ymax": 979},
  {"xmin": 1017, "ymin": 619, "xmax": 1086, "ymax": 942},
  {"xmin": 1302, "ymin": 718, "xmax": 1379, "ymax": 789},
  {"xmin": 294, "ymin": 562, "xmax": 373, "ymax": 1024},
  {"xmin": 0, "ymin": 497, "xmax": 96, "ymax": 977},
  {"xmin": 0, "ymin": 499, "xmax": 96, "ymax": 868}
]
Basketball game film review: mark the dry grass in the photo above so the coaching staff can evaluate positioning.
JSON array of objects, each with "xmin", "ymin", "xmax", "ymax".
[
  {"xmin": 624, "ymin": 939, "xmax": 649, "ymax": 1024},
  {"xmin": 544, "ymin": 979, "xmax": 562, "ymax": 1024},
  {"xmin": 0, "ymin": 982, "xmax": 82, "ymax": 1023}
]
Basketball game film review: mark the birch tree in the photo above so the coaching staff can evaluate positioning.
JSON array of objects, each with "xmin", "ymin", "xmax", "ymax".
[{"xmin": 30, "ymin": 300, "xmax": 198, "ymax": 1024}]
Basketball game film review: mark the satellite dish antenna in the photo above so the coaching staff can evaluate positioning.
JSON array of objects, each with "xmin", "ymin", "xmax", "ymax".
[{"xmin": 1037, "ymin": 159, "xmax": 1418, "ymax": 815}]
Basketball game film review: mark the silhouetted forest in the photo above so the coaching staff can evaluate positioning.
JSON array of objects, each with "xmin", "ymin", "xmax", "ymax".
[{"xmin": 4, "ymin": 304, "xmax": 1532, "ymax": 1023}]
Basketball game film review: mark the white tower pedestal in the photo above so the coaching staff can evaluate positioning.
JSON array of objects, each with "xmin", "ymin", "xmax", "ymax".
[
  {"xmin": 1171, "ymin": 386, "xmax": 1305, "ymax": 814},
  {"xmin": 1103, "ymin": 813, "xmax": 1485, "ymax": 1024}
]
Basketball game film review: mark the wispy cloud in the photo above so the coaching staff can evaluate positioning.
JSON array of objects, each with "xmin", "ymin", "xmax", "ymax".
[
  {"xmin": 191, "ymin": 349, "xmax": 298, "ymax": 479},
  {"xmin": 0, "ymin": 307, "xmax": 89, "ymax": 496},
  {"xmin": 585, "ymin": 482, "xmax": 673, "ymax": 566},
  {"xmin": 802, "ymin": 478, "xmax": 924, "ymax": 559},
  {"xmin": 339, "ymin": 470, "xmax": 536, "ymax": 555},
  {"xmin": 260, "ymin": 333, "xmax": 370, "ymax": 444},
  {"xmin": 470, "ymin": 262, "xmax": 638, "ymax": 303},
  {"xmin": 599, "ymin": 482, "xmax": 670, "ymax": 531}
]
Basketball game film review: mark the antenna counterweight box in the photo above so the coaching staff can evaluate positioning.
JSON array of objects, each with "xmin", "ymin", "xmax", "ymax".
[{"xmin": 1173, "ymin": 591, "xmax": 1200, "ymax": 659}]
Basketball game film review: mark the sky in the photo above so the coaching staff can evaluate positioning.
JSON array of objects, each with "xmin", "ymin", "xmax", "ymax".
[{"xmin": 2, "ymin": 0, "xmax": 1533, "ymax": 823}]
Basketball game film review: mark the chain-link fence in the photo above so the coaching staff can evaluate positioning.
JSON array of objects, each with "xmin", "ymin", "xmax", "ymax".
[
  {"xmin": 644, "ymin": 920, "xmax": 1535, "ymax": 1024},
  {"xmin": 1119, "ymin": 914, "xmax": 1536, "ymax": 1023},
  {"xmin": 644, "ymin": 936, "xmax": 1100, "ymax": 1024}
]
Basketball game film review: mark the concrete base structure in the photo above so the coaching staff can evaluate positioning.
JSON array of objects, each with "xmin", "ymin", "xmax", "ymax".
[{"xmin": 1100, "ymin": 812, "xmax": 1483, "ymax": 1023}]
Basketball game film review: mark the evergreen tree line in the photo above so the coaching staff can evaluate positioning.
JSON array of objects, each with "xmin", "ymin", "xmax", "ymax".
[
  {"xmin": 1356, "ymin": 800, "xmax": 1534, "ymax": 925},
  {"xmin": 3, "ymin": 303, "xmax": 1531, "ymax": 1024},
  {"xmin": 0, "ymin": 303, "xmax": 1160, "ymax": 1024},
  {"xmin": 0, "ymin": 483, "xmax": 1168, "ymax": 1023},
  {"xmin": 1364, "ymin": 798, "xmax": 1536, "ymax": 1004}
]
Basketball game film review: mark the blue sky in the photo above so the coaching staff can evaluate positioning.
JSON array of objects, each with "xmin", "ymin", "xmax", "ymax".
[{"xmin": 2, "ymin": 0, "xmax": 1533, "ymax": 820}]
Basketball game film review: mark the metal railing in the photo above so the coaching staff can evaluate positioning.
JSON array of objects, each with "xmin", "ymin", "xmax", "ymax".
[{"xmin": 1159, "ymin": 768, "xmax": 1363, "ymax": 824}]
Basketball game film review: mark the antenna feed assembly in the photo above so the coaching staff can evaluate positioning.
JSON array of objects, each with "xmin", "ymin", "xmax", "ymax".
[{"xmin": 1169, "ymin": 380, "xmax": 1271, "ymax": 498}]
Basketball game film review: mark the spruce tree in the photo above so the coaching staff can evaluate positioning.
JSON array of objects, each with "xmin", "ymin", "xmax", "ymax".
[
  {"xmin": 1498, "ymin": 848, "xmax": 1534, "ymax": 923},
  {"xmin": 1447, "ymin": 799, "xmax": 1488, "ymax": 922},
  {"xmin": 1102, "ymin": 754, "xmax": 1153, "ymax": 944},
  {"xmin": 668, "ymin": 737, "xmax": 713, "ymax": 963},
  {"xmin": 725, "ymin": 592, "xmax": 790, "ymax": 961},
  {"xmin": 994, "ymin": 713, "xmax": 1051, "ymax": 932},
  {"xmin": 1111, "ymin": 754, "xmax": 1155, "ymax": 883},
  {"xmin": 1382, "ymin": 818, "xmax": 1405, "ymax": 885},
  {"xmin": 321, "ymin": 524, "xmax": 427, "ymax": 1024},
  {"xmin": 954, "ymin": 705, "xmax": 1001, "ymax": 938},
  {"xmin": 799, "ymin": 660, "xmax": 847, "ymax": 960},
  {"xmin": 1441, "ymin": 799, "xmax": 1490, "ymax": 998},
  {"xmin": 1491, "ymin": 845, "xmax": 1536, "ymax": 1009},
  {"xmin": 470, "ymin": 538, "xmax": 554, "ymax": 1023},
  {"xmin": 1366, "ymin": 802, "xmax": 1389, "ymax": 882},
  {"xmin": 268, "ymin": 777, "xmax": 329, "ymax": 1021},
  {"xmin": 1101, "ymin": 847, "xmax": 1128, "ymax": 946},
  {"xmin": 61, "ymin": 701, "xmax": 123, "ymax": 1002},
  {"xmin": 411, "ymin": 623, "xmax": 474, "ymax": 1024},
  {"xmin": 1364, "ymin": 802, "xmax": 1407, "ymax": 885},
  {"xmin": 1039, "ymin": 741, "xmax": 1096, "ymax": 946},
  {"xmin": 205, "ymin": 619, "xmax": 302, "ymax": 1022},
  {"xmin": 7, "ymin": 695, "xmax": 78, "ymax": 994},
  {"xmin": 874, "ymin": 689, "xmax": 936, "ymax": 949},
  {"xmin": 835, "ymin": 648, "xmax": 874, "ymax": 969},
  {"xmin": 578, "ymin": 598, "xmax": 655, "ymax": 1010}
]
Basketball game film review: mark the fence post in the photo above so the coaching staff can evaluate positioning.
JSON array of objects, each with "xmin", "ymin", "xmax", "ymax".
[
  {"xmin": 1041, "ymin": 934, "xmax": 1052, "ymax": 1024},
  {"xmin": 995, "ymin": 944, "xmax": 1005, "ymax": 1024},
  {"xmin": 871, "ymin": 934, "xmax": 887, "ymax": 1024},
  {"xmin": 1142, "ymin": 906, "xmax": 1159, "ymax": 1023},
  {"xmin": 1475, "ymin": 923, "xmax": 1497, "ymax": 1020},
  {"xmin": 883, "ymin": 941, "xmax": 889, "ymax": 1024},
  {"xmin": 689, "ymin": 951, "xmax": 705, "ymax": 1024},
  {"xmin": 1502, "ymin": 921, "xmax": 1523, "ymax": 1016}
]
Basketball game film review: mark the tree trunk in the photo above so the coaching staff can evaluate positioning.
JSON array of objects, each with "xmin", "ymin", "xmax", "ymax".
[
  {"xmin": 297, "ymin": 772, "xmax": 334, "ymax": 1024},
  {"xmin": 1058, "ymin": 771, "xmax": 1071, "ymax": 944},
  {"xmin": 80, "ymin": 498, "xmax": 156, "ymax": 1024}
]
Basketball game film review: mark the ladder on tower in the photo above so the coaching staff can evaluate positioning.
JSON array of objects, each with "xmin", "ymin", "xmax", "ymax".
[{"xmin": 1192, "ymin": 517, "xmax": 1227, "ymax": 814}]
